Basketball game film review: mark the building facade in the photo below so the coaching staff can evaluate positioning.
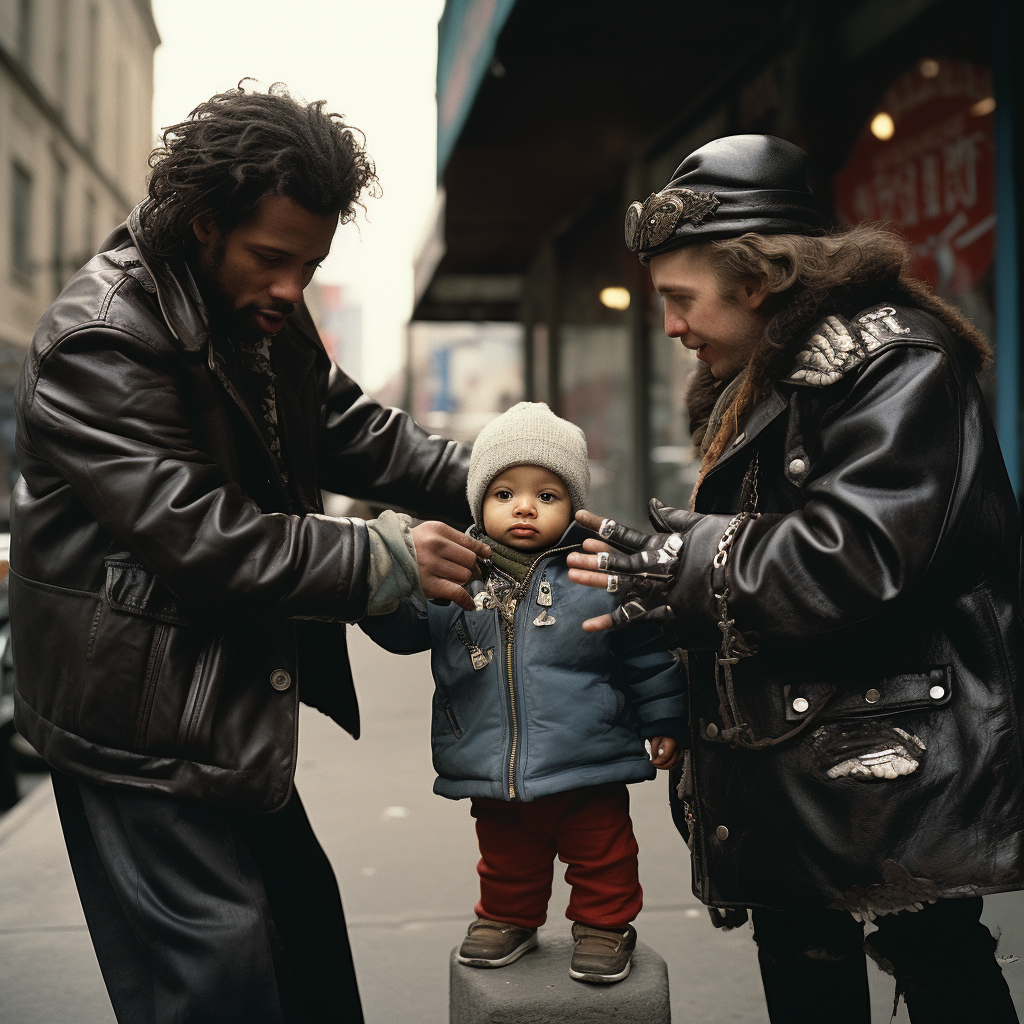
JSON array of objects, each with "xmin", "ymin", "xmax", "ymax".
[
  {"xmin": 414, "ymin": 0, "xmax": 1024, "ymax": 528},
  {"xmin": 0, "ymin": 0, "xmax": 158, "ymax": 524}
]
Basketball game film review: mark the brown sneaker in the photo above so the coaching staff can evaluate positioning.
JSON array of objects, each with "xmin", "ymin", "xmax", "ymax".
[
  {"xmin": 457, "ymin": 916, "xmax": 539, "ymax": 967},
  {"xmin": 569, "ymin": 922, "xmax": 637, "ymax": 983}
]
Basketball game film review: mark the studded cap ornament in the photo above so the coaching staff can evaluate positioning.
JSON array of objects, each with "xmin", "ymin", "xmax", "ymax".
[
  {"xmin": 626, "ymin": 135, "xmax": 824, "ymax": 263},
  {"xmin": 625, "ymin": 189, "xmax": 720, "ymax": 252}
]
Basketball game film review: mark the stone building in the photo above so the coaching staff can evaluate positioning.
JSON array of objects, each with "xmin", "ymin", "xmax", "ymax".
[{"xmin": 0, "ymin": 0, "xmax": 158, "ymax": 523}]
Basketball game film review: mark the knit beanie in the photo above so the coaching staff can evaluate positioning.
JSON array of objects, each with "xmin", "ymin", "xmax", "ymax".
[{"xmin": 467, "ymin": 402, "xmax": 590, "ymax": 527}]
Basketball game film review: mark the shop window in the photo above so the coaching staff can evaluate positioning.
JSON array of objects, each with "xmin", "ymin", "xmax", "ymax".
[
  {"xmin": 558, "ymin": 323, "xmax": 634, "ymax": 527},
  {"xmin": 647, "ymin": 290, "xmax": 700, "ymax": 509},
  {"xmin": 833, "ymin": 58, "xmax": 997, "ymax": 401},
  {"xmin": 408, "ymin": 322, "xmax": 524, "ymax": 443}
]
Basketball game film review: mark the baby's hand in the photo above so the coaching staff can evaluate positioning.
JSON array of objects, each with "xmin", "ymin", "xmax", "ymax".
[{"xmin": 649, "ymin": 736, "xmax": 680, "ymax": 769}]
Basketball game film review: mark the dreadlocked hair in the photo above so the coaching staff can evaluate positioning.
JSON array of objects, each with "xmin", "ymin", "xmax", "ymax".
[
  {"xmin": 140, "ymin": 81, "xmax": 380, "ymax": 255},
  {"xmin": 690, "ymin": 224, "xmax": 992, "ymax": 500}
]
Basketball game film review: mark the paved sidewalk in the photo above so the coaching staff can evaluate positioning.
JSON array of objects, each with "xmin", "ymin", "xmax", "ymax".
[{"xmin": 2, "ymin": 628, "xmax": 1023, "ymax": 1021}]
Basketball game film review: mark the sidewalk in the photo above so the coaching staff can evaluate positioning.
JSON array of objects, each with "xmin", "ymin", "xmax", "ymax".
[{"xmin": 2, "ymin": 628, "xmax": 1022, "ymax": 1022}]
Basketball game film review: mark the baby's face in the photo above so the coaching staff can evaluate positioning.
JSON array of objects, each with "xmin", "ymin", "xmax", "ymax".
[{"xmin": 482, "ymin": 465, "xmax": 572, "ymax": 551}]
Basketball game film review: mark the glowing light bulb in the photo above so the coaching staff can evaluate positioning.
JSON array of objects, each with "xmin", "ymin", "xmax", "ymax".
[
  {"xmin": 599, "ymin": 287, "xmax": 631, "ymax": 310},
  {"xmin": 971, "ymin": 97, "xmax": 996, "ymax": 117},
  {"xmin": 919, "ymin": 59, "xmax": 940, "ymax": 78},
  {"xmin": 870, "ymin": 112, "xmax": 895, "ymax": 141}
]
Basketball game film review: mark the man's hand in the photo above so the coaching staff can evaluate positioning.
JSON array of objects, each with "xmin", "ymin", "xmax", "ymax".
[
  {"xmin": 567, "ymin": 509, "xmax": 685, "ymax": 632},
  {"xmin": 649, "ymin": 736, "xmax": 680, "ymax": 769},
  {"xmin": 411, "ymin": 522, "xmax": 491, "ymax": 611}
]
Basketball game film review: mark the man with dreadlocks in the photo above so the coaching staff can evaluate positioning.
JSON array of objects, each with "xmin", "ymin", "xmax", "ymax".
[
  {"xmin": 9, "ymin": 84, "xmax": 488, "ymax": 1023},
  {"xmin": 567, "ymin": 134, "xmax": 1024, "ymax": 1022}
]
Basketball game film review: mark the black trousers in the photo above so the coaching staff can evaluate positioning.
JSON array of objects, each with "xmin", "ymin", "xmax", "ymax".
[
  {"xmin": 752, "ymin": 897, "xmax": 1018, "ymax": 1023},
  {"xmin": 52, "ymin": 771, "xmax": 363, "ymax": 1024}
]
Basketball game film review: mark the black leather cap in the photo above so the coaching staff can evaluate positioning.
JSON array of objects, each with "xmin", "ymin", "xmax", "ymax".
[{"xmin": 626, "ymin": 135, "xmax": 823, "ymax": 263}]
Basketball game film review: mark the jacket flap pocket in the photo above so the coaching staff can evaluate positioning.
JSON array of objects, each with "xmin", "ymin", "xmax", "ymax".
[
  {"xmin": 104, "ymin": 560, "xmax": 200, "ymax": 627},
  {"xmin": 785, "ymin": 667, "xmax": 952, "ymax": 722}
]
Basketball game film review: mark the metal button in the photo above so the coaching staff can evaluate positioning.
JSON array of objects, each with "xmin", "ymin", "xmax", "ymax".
[
  {"xmin": 792, "ymin": 697, "xmax": 809, "ymax": 713},
  {"xmin": 716, "ymin": 825, "xmax": 729, "ymax": 841},
  {"xmin": 270, "ymin": 669, "xmax": 292, "ymax": 691},
  {"xmin": 929, "ymin": 685, "xmax": 945, "ymax": 700},
  {"xmin": 706, "ymin": 723, "xmax": 719, "ymax": 738},
  {"xmin": 865, "ymin": 688, "xmax": 880, "ymax": 703},
  {"xmin": 789, "ymin": 457, "xmax": 807, "ymax": 475}
]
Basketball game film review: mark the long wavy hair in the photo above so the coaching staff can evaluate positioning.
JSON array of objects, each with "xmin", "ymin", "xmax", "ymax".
[
  {"xmin": 140, "ymin": 82, "xmax": 379, "ymax": 255},
  {"xmin": 688, "ymin": 225, "xmax": 992, "ymax": 494}
]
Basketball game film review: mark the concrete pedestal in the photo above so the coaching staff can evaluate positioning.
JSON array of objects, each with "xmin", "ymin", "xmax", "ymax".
[{"xmin": 449, "ymin": 936, "xmax": 671, "ymax": 1023}]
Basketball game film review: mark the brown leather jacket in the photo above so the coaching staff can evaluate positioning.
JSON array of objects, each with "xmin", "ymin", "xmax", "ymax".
[{"xmin": 10, "ymin": 209, "xmax": 470, "ymax": 812}]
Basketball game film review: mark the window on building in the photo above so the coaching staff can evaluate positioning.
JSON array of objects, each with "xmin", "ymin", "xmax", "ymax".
[
  {"xmin": 55, "ymin": 0, "xmax": 70, "ymax": 108},
  {"xmin": 17, "ymin": 0, "xmax": 33, "ymax": 66},
  {"xmin": 52, "ymin": 156, "xmax": 68, "ymax": 297},
  {"xmin": 86, "ymin": 4, "xmax": 99, "ymax": 144},
  {"xmin": 11, "ymin": 163, "xmax": 34, "ymax": 286},
  {"xmin": 84, "ymin": 191, "xmax": 97, "ymax": 263}
]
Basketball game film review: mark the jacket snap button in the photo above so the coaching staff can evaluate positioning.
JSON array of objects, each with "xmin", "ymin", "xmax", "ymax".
[
  {"xmin": 716, "ymin": 825, "xmax": 729, "ymax": 841},
  {"xmin": 270, "ymin": 669, "xmax": 292, "ymax": 691},
  {"xmin": 865, "ymin": 688, "xmax": 880, "ymax": 703},
  {"xmin": 706, "ymin": 723, "xmax": 719, "ymax": 738},
  {"xmin": 792, "ymin": 697, "xmax": 809, "ymax": 713},
  {"xmin": 789, "ymin": 457, "xmax": 807, "ymax": 475},
  {"xmin": 930, "ymin": 685, "xmax": 945, "ymax": 700}
]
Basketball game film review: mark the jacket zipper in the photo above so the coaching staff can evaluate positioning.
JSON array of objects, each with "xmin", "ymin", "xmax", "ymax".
[
  {"xmin": 443, "ymin": 700, "xmax": 463, "ymax": 738},
  {"xmin": 498, "ymin": 543, "xmax": 580, "ymax": 800},
  {"xmin": 505, "ymin": 601, "xmax": 519, "ymax": 798},
  {"xmin": 454, "ymin": 617, "xmax": 493, "ymax": 670}
]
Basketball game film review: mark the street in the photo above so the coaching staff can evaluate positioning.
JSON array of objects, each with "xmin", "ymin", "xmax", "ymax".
[{"xmin": 1, "ymin": 625, "xmax": 1023, "ymax": 1022}]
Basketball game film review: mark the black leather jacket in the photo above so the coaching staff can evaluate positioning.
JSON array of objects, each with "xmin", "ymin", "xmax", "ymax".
[
  {"xmin": 669, "ymin": 303, "xmax": 1024, "ymax": 912},
  {"xmin": 10, "ymin": 209, "xmax": 471, "ymax": 813}
]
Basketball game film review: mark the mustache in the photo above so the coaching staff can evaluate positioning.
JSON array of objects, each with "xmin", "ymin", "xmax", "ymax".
[{"xmin": 260, "ymin": 303, "xmax": 294, "ymax": 317}]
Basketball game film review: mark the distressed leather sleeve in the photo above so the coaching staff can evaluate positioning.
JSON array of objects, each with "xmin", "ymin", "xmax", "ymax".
[
  {"xmin": 21, "ymin": 327, "xmax": 372, "ymax": 620},
  {"xmin": 668, "ymin": 344, "xmax": 972, "ymax": 648},
  {"xmin": 318, "ymin": 365, "xmax": 472, "ymax": 524}
]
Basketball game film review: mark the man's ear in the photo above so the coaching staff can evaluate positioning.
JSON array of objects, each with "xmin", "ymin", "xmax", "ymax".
[
  {"xmin": 741, "ymin": 276, "xmax": 770, "ymax": 310},
  {"xmin": 191, "ymin": 212, "xmax": 218, "ymax": 246}
]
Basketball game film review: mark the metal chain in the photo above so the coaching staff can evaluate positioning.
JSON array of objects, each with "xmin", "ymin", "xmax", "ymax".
[{"xmin": 711, "ymin": 455, "xmax": 760, "ymax": 741}]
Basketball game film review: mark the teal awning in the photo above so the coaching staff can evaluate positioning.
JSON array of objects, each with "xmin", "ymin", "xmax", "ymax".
[{"xmin": 436, "ymin": 0, "xmax": 518, "ymax": 179}]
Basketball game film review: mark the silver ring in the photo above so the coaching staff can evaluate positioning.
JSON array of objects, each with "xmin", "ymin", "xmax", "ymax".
[
  {"xmin": 597, "ymin": 551, "xmax": 610, "ymax": 571},
  {"xmin": 599, "ymin": 518, "xmax": 617, "ymax": 539},
  {"xmin": 606, "ymin": 575, "xmax": 620, "ymax": 593}
]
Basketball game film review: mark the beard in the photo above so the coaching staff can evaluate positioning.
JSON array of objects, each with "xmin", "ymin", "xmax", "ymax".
[{"xmin": 192, "ymin": 235, "xmax": 291, "ymax": 342}]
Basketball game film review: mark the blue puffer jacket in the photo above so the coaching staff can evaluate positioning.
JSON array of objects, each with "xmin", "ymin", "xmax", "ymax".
[{"xmin": 360, "ymin": 524, "xmax": 685, "ymax": 802}]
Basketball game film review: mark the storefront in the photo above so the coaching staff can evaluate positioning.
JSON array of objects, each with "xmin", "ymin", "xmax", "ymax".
[{"xmin": 413, "ymin": 0, "xmax": 1024, "ymax": 526}]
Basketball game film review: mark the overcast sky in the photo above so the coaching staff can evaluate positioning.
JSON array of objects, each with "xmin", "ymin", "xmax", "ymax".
[{"xmin": 151, "ymin": 0, "xmax": 446, "ymax": 392}]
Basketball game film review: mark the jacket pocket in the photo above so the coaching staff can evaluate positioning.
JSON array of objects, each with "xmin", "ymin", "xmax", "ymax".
[
  {"xmin": 176, "ymin": 636, "xmax": 224, "ymax": 753},
  {"xmin": 784, "ymin": 667, "xmax": 952, "ymax": 723},
  {"xmin": 105, "ymin": 559, "xmax": 202, "ymax": 626},
  {"xmin": 441, "ymin": 697, "xmax": 464, "ymax": 739}
]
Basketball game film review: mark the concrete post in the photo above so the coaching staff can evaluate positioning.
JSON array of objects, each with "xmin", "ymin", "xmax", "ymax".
[{"xmin": 449, "ymin": 935, "xmax": 671, "ymax": 1023}]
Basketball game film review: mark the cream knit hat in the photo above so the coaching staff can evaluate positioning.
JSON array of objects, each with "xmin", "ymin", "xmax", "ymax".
[{"xmin": 467, "ymin": 402, "xmax": 589, "ymax": 527}]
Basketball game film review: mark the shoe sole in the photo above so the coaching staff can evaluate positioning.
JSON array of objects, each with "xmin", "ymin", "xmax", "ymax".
[
  {"xmin": 568, "ymin": 960, "xmax": 632, "ymax": 984},
  {"xmin": 458, "ymin": 933, "xmax": 539, "ymax": 968}
]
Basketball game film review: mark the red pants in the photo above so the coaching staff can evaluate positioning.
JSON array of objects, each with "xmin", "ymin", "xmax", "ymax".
[{"xmin": 470, "ymin": 783, "xmax": 642, "ymax": 930}]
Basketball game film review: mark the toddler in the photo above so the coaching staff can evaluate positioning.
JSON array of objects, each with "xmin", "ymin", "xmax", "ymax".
[{"xmin": 362, "ymin": 402, "xmax": 685, "ymax": 983}]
